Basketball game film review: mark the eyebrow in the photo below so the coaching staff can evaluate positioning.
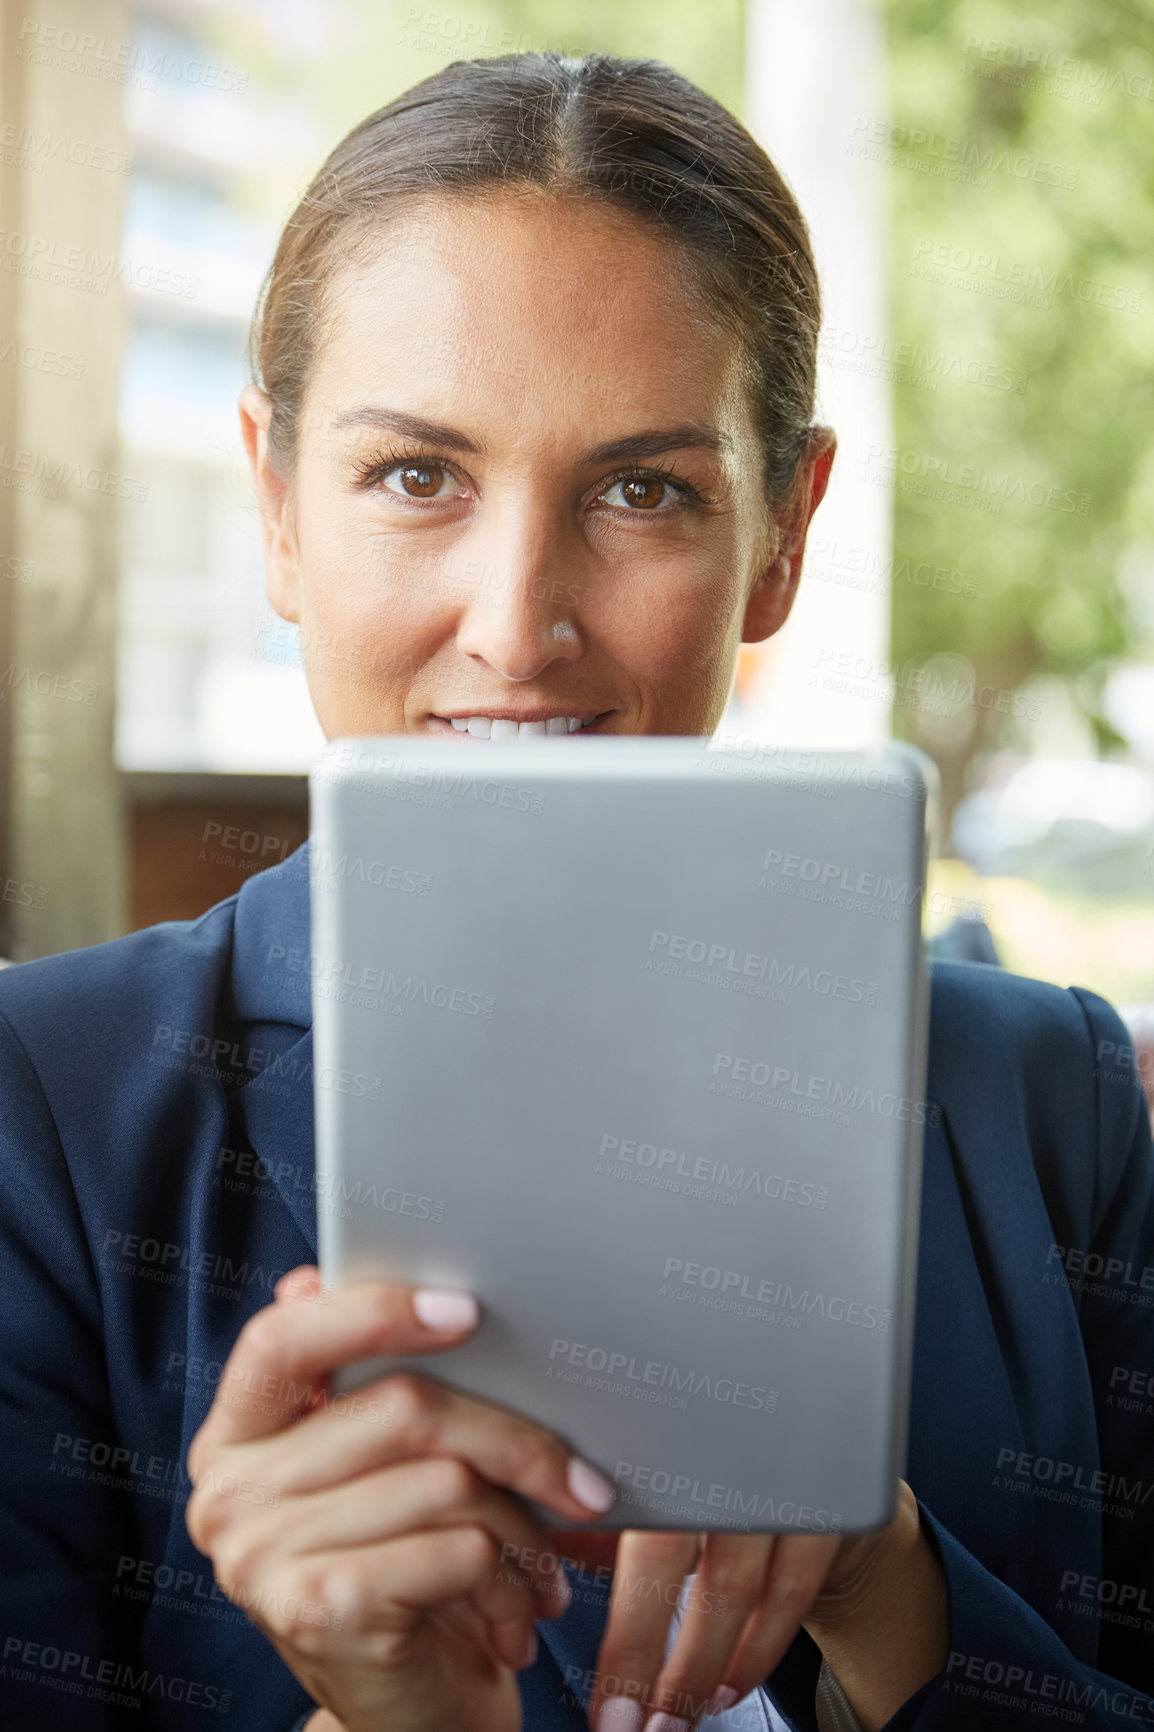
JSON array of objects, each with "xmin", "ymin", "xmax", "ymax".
[{"xmin": 328, "ymin": 406, "xmax": 732, "ymax": 466}]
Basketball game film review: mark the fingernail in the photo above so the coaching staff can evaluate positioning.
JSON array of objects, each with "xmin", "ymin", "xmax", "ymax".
[
  {"xmin": 595, "ymin": 1701, "xmax": 644, "ymax": 1732},
  {"xmin": 412, "ymin": 1288, "xmax": 478, "ymax": 1330},
  {"xmin": 552, "ymin": 1569, "xmax": 572, "ymax": 1612},
  {"xmin": 642, "ymin": 1716, "xmax": 690, "ymax": 1732},
  {"xmin": 567, "ymin": 1456, "xmax": 616, "ymax": 1512},
  {"xmin": 708, "ymin": 1685, "xmax": 740, "ymax": 1713},
  {"xmin": 521, "ymin": 1628, "xmax": 538, "ymax": 1669}
]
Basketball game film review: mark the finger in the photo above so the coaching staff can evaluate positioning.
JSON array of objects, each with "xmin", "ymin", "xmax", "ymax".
[
  {"xmin": 215, "ymin": 1357, "xmax": 618, "ymax": 1528},
  {"xmin": 252, "ymin": 1526, "xmax": 545, "ymax": 1663},
  {"xmin": 715, "ymin": 1533, "xmax": 842, "ymax": 1703},
  {"xmin": 588, "ymin": 1530, "xmax": 700, "ymax": 1729},
  {"xmin": 642, "ymin": 1533, "xmax": 775, "ymax": 1725},
  {"xmin": 259, "ymin": 1455, "xmax": 573, "ymax": 1619},
  {"xmin": 192, "ymin": 1280, "xmax": 482, "ymax": 1459},
  {"xmin": 273, "ymin": 1263, "xmax": 326, "ymax": 1302}
]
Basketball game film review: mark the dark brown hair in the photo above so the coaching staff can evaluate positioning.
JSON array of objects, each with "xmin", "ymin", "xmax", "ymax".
[{"xmin": 249, "ymin": 51, "xmax": 821, "ymax": 508}]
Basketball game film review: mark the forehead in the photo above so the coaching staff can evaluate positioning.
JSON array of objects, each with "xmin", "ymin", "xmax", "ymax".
[{"xmin": 308, "ymin": 191, "xmax": 752, "ymax": 437}]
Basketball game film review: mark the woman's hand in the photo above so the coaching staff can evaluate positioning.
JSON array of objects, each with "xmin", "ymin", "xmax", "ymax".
[
  {"xmin": 184, "ymin": 1265, "xmax": 616, "ymax": 1732},
  {"xmin": 581, "ymin": 1480, "xmax": 946, "ymax": 1730}
]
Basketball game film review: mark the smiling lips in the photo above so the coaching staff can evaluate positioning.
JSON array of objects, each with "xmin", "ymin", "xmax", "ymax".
[{"xmin": 428, "ymin": 712, "xmax": 607, "ymax": 739}]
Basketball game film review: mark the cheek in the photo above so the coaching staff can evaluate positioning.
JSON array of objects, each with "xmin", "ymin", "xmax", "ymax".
[
  {"xmin": 598, "ymin": 555, "xmax": 744, "ymax": 676},
  {"xmin": 293, "ymin": 509, "xmax": 443, "ymax": 664}
]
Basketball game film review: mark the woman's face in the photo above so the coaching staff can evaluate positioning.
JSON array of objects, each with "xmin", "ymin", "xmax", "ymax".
[{"xmin": 241, "ymin": 190, "xmax": 833, "ymax": 742}]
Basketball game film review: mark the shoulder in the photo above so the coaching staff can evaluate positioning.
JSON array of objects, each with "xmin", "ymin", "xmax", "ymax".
[
  {"xmin": 0, "ymin": 894, "xmax": 239, "ymax": 1094},
  {"xmin": 926, "ymin": 958, "xmax": 1148, "ymax": 1249},
  {"xmin": 926, "ymin": 957, "xmax": 1115, "ymax": 1090}
]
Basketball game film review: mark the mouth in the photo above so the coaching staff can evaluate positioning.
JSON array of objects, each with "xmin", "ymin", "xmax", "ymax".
[{"xmin": 425, "ymin": 710, "xmax": 614, "ymax": 741}]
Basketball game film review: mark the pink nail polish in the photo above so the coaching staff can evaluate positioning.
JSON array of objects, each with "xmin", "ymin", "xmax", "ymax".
[
  {"xmin": 708, "ymin": 1685, "xmax": 741, "ymax": 1713},
  {"xmin": 412, "ymin": 1288, "xmax": 478, "ymax": 1330},
  {"xmin": 641, "ymin": 1715, "xmax": 690, "ymax": 1732},
  {"xmin": 567, "ymin": 1456, "xmax": 616, "ymax": 1512},
  {"xmin": 595, "ymin": 1700, "xmax": 644, "ymax": 1732}
]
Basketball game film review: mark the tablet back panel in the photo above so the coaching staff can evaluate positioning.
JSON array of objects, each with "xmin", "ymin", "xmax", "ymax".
[{"xmin": 310, "ymin": 738, "xmax": 934, "ymax": 1534}]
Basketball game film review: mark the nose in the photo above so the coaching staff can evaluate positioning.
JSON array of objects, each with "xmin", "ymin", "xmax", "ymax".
[{"xmin": 452, "ymin": 514, "xmax": 586, "ymax": 683}]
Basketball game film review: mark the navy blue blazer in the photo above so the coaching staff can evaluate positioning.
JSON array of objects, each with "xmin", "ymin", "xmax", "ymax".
[{"xmin": 1, "ymin": 844, "xmax": 1152, "ymax": 1730}]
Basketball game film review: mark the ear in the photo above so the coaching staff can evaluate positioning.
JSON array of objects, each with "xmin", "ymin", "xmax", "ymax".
[
  {"xmin": 741, "ymin": 428, "xmax": 836, "ymax": 643},
  {"xmin": 239, "ymin": 383, "xmax": 301, "ymax": 625}
]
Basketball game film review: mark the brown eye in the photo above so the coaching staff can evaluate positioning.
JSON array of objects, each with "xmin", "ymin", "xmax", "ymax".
[
  {"xmin": 382, "ymin": 461, "xmax": 455, "ymax": 499},
  {"xmin": 620, "ymin": 477, "xmax": 667, "ymax": 509},
  {"xmin": 601, "ymin": 473, "xmax": 685, "ymax": 512}
]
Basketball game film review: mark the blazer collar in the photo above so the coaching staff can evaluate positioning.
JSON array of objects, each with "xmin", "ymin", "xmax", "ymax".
[{"xmin": 231, "ymin": 842, "xmax": 313, "ymax": 1029}]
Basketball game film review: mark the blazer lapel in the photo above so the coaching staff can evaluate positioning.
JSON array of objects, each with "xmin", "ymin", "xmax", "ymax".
[
  {"xmin": 232, "ymin": 1028, "xmax": 319, "ymax": 1262},
  {"xmin": 908, "ymin": 1102, "xmax": 1101, "ymax": 1661}
]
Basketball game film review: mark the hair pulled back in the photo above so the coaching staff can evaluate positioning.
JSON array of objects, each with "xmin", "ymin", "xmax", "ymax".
[{"xmin": 249, "ymin": 51, "xmax": 821, "ymax": 508}]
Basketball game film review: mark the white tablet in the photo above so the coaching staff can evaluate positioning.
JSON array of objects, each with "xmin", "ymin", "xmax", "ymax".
[{"xmin": 310, "ymin": 736, "xmax": 935, "ymax": 1534}]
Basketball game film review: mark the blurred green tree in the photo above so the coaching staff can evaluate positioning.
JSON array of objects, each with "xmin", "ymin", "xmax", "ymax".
[{"xmin": 882, "ymin": 0, "xmax": 1154, "ymax": 834}]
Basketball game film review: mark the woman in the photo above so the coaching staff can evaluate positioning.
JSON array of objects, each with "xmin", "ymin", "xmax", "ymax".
[{"xmin": 0, "ymin": 50, "xmax": 1150, "ymax": 1732}]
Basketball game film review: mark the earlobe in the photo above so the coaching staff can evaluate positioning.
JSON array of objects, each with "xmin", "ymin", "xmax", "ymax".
[
  {"xmin": 238, "ymin": 384, "xmax": 302, "ymax": 625},
  {"xmin": 741, "ymin": 548, "xmax": 801, "ymax": 644},
  {"xmin": 741, "ymin": 428, "xmax": 837, "ymax": 645}
]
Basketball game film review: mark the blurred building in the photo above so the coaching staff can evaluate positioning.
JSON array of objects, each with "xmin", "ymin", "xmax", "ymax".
[{"xmin": 115, "ymin": 0, "xmax": 323, "ymax": 775}]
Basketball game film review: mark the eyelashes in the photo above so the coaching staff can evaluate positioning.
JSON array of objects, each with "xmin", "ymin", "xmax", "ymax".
[{"xmin": 348, "ymin": 444, "xmax": 715, "ymax": 512}]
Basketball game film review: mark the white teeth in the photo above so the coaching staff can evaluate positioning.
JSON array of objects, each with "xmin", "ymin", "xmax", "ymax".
[{"xmin": 445, "ymin": 714, "xmax": 595, "ymax": 737}]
